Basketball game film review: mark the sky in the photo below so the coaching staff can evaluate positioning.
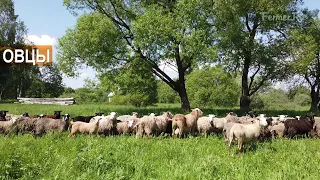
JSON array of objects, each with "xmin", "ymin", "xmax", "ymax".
[{"xmin": 13, "ymin": 0, "xmax": 320, "ymax": 89}]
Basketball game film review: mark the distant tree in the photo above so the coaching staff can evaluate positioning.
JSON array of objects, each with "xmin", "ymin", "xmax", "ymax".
[
  {"xmin": 157, "ymin": 80, "xmax": 180, "ymax": 104},
  {"xmin": 186, "ymin": 66, "xmax": 240, "ymax": 107}
]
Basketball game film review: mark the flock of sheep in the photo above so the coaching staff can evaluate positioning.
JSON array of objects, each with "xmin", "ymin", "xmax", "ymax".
[{"xmin": 0, "ymin": 108, "xmax": 319, "ymax": 153}]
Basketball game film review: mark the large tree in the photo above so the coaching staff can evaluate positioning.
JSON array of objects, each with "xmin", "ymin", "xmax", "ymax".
[
  {"xmin": 213, "ymin": 0, "xmax": 301, "ymax": 112},
  {"xmin": 288, "ymin": 10, "xmax": 320, "ymax": 112},
  {"xmin": 58, "ymin": 0, "xmax": 215, "ymax": 111}
]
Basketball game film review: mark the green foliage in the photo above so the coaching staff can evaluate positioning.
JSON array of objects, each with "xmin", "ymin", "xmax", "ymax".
[
  {"xmin": 294, "ymin": 93, "xmax": 311, "ymax": 107},
  {"xmin": 157, "ymin": 81, "xmax": 180, "ymax": 104},
  {"xmin": 186, "ymin": 66, "xmax": 240, "ymax": 107}
]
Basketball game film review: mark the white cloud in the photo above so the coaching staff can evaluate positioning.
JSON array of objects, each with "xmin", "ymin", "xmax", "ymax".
[{"xmin": 26, "ymin": 35, "xmax": 56, "ymax": 45}]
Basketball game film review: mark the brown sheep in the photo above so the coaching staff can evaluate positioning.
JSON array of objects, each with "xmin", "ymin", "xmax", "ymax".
[{"xmin": 172, "ymin": 108, "xmax": 203, "ymax": 138}]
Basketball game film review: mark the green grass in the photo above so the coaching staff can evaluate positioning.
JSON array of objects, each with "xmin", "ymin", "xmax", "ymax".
[{"xmin": 0, "ymin": 103, "xmax": 319, "ymax": 179}]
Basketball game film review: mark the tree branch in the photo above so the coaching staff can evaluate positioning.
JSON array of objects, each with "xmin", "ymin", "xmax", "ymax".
[
  {"xmin": 248, "ymin": 63, "xmax": 261, "ymax": 90},
  {"xmin": 249, "ymin": 77, "xmax": 266, "ymax": 96},
  {"xmin": 245, "ymin": 14, "xmax": 251, "ymax": 32}
]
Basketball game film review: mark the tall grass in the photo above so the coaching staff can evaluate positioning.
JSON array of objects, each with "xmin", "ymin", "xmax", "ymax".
[{"xmin": 0, "ymin": 103, "xmax": 319, "ymax": 179}]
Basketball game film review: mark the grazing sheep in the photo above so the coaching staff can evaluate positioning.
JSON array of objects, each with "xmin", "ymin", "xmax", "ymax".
[
  {"xmin": 117, "ymin": 112, "xmax": 139, "ymax": 122},
  {"xmin": 228, "ymin": 117, "xmax": 269, "ymax": 153},
  {"xmin": 155, "ymin": 111, "xmax": 174, "ymax": 135},
  {"xmin": 90, "ymin": 112, "xmax": 118, "ymax": 136},
  {"xmin": 284, "ymin": 115, "xmax": 315, "ymax": 138},
  {"xmin": 69, "ymin": 118, "xmax": 101, "ymax": 137},
  {"xmin": 134, "ymin": 115, "xmax": 157, "ymax": 138},
  {"xmin": 212, "ymin": 117, "xmax": 228, "ymax": 134},
  {"xmin": 0, "ymin": 118, "xmax": 19, "ymax": 134},
  {"xmin": 34, "ymin": 114, "xmax": 70, "ymax": 137},
  {"xmin": 197, "ymin": 114, "xmax": 216, "ymax": 137},
  {"xmin": 72, "ymin": 116, "xmax": 95, "ymax": 123},
  {"xmin": 313, "ymin": 118, "xmax": 320, "ymax": 137},
  {"xmin": 172, "ymin": 108, "xmax": 203, "ymax": 138},
  {"xmin": 270, "ymin": 123, "xmax": 285, "ymax": 138}
]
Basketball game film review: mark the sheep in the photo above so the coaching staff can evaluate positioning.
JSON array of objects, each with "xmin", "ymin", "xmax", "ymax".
[
  {"xmin": 45, "ymin": 111, "xmax": 62, "ymax": 119},
  {"xmin": 172, "ymin": 108, "xmax": 203, "ymax": 138},
  {"xmin": 134, "ymin": 115, "xmax": 158, "ymax": 138},
  {"xmin": 212, "ymin": 117, "xmax": 228, "ymax": 134},
  {"xmin": 95, "ymin": 112, "xmax": 104, "ymax": 116},
  {"xmin": 223, "ymin": 122, "xmax": 236, "ymax": 143},
  {"xmin": 225, "ymin": 112, "xmax": 240, "ymax": 123},
  {"xmin": 154, "ymin": 111, "xmax": 174, "ymax": 135},
  {"xmin": 90, "ymin": 112, "xmax": 118, "ymax": 136},
  {"xmin": 34, "ymin": 114, "xmax": 70, "ymax": 137},
  {"xmin": 117, "ymin": 112, "xmax": 139, "ymax": 122},
  {"xmin": 0, "ymin": 110, "xmax": 8, "ymax": 121},
  {"xmin": 14, "ymin": 117, "xmax": 38, "ymax": 135},
  {"xmin": 228, "ymin": 117, "xmax": 269, "ymax": 153},
  {"xmin": 197, "ymin": 114, "xmax": 216, "ymax": 137},
  {"xmin": 72, "ymin": 115, "xmax": 95, "ymax": 123},
  {"xmin": 270, "ymin": 123, "xmax": 285, "ymax": 138},
  {"xmin": 0, "ymin": 118, "xmax": 19, "ymax": 135},
  {"xmin": 69, "ymin": 118, "xmax": 101, "ymax": 137},
  {"xmin": 284, "ymin": 115, "xmax": 315, "ymax": 138},
  {"xmin": 312, "ymin": 118, "xmax": 320, "ymax": 137},
  {"xmin": 116, "ymin": 119, "xmax": 135, "ymax": 135}
]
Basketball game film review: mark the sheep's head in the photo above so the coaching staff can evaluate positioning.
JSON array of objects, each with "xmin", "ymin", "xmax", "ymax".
[
  {"xmin": 258, "ymin": 114, "xmax": 266, "ymax": 118},
  {"xmin": 192, "ymin": 108, "xmax": 203, "ymax": 118},
  {"xmin": 63, "ymin": 114, "xmax": 70, "ymax": 121},
  {"xmin": 54, "ymin": 111, "xmax": 62, "ymax": 115},
  {"xmin": 295, "ymin": 116, "xmax": 300, "ymax": 120},
  {"xmin": 259, "ymin": 117, "xmax": 268, "ymax": 127},
  {"xmin": 163, "ymin": 111, "xmax": 173, "ymax": 119},
  {"xmin": 128, "ymin": 120, "xmax": 134, "ymax": 128},
  {"xmin": 38, "ymin": 114, "xmax": 46, "ymax": 118},
  {"xmin": 208, "ymin": 114, "xmax": 215, "ymax": 121},
  {"xmin": 109, "ymin": 112, "xmax": 117, "ymax": 119},
  {"xmin": 131, "ymin": 112, "xmax": 139, "ymax": 117},
  {"xmin": 22, "ymin": 112, "xmax": 29, "ymax": 117},
  {"xmin": 149, "ymin": 113, "xmax": 156, "ymax": 116},
  {"xmin": 278, "ymin": 115, "xmax": 288, "ymax": 121}
]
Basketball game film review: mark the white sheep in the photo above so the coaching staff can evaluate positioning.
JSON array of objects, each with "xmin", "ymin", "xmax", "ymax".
[
  {"xmin": 69, "ymin": 119, "xmax": 100, "ymax": 137},
  {"xmin": 155, "ymin": 111, "xmax": 173, "ymax": 135},
  {"xmin": 197, "ymin": 114, "xmax": 216, "ymax": 137},
  {"xmin": 90, "ymin": 112, "xmax": 118, "ymax": 136},
  {"xmin": 117, "ymin": 112, "xmax": 139, "ymax": 121},
  {"xmin": 270, "ymin": 123, "xmax": 285, "ymax": 138},
  {"xmin": 134, "ymin": 115, "xmax": 157, "ymax": 138},
  {"xmin": 0, "ymin": 118, "xmax": 19, "ymax": 134},
  {"xmin": 223, "ymin": 122, "xmax": 236, "ymax": 143},
  {"xmin": 228, "ymin": 117, "xmax": 268, "ymax": 153},
  {"xmin": 116, "ymin": 119, "xmax": 135, "ymax": 134}
]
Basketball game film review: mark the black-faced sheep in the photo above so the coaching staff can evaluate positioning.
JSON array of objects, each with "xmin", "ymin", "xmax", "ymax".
[
  {"xmin": 34, "ymin": 114, "xmax": 70, "ymax": 137},
  {"xmin": 0, "ymin": 110, "xmax": 8, "ymax": 121}
]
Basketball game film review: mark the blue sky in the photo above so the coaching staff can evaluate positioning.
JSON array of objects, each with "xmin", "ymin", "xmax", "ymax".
[{"xmin": 14, "ymin": 0, "xmax": 320, "ymax": 89}]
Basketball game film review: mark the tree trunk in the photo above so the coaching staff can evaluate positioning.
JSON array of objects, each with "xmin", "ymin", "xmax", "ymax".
[
  {"xmin": 310, "ymin": 86, "xmax": 319, "ymax": 112},
  {"xmin": 176, "ymin": 80, "xmax": 190, "ymax": 112},
  {"xmin": 240, "ymin": 56, "xmax": 251, "ymax": 112}
]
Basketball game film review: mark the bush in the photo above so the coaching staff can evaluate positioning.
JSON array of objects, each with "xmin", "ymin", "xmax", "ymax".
[
  {"xmin": 294, "ymin": 93, "xmax": 311, "ymax": 107},
  {"xmin": 111, "ymin": 93, "xmax": 152, "ymax": 107}
]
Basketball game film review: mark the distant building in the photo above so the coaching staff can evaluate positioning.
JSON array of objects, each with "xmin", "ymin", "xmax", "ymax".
[{"xmin": 108, "ymin": 92, "xmax": 114, "ymax": 102}]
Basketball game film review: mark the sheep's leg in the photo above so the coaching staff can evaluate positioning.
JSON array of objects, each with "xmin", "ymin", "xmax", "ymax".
[
  {"xmin": 228, "ymin": 135, "xmax": 233, "ymax": 153},
  {"xmin": 237, "ymin": 140, "xmax": 242, "ymax": 154}
]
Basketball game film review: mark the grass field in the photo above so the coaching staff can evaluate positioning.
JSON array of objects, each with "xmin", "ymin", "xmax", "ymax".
[{"xmin": 0, "ymin": 103, "xmax": 319, "ymax": 179}]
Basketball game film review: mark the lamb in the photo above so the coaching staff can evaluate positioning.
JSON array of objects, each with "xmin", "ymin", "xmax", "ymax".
[
  {"xmin": 172, "ymin": 108, "xmax": 203, "ymax": 138},
  {"xmin": 228, "ymin": 117, "xmax": 268, "ymax": 153},
  {"xmin": 34, "ymin": 114, "xmax": 70, "ymax": 137},
  {"xmin": 90, "ymin": 112, "xmax": 118, "ymax": 136},
  {"xmin": 0, "ymin": 118, "xmax": 19, "ymax": 135},
  {"xmin": 197, "ymin": 114, "xmax": 216, "ymax": 137},
  {"xmin": 69, "ymin": 118, "xmax": 101, "ymax": 137},
  {"xmin": 117, "ymin": 112, "xmax": 139, "ymax": 122},
  {"xmin": 284, "ymin": 115, "xmax": 315, "ymax": 138}
]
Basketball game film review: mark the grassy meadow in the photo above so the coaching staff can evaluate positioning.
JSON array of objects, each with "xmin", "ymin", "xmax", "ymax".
[{"xmin": 0, "ymin": 103, "xmax": 319, "ymax": 179}]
